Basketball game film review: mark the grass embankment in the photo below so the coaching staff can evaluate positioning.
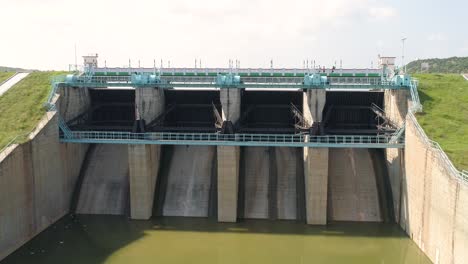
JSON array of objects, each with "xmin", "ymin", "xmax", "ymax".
[
  {"xmin": 0, "ymin": 72, "xmax": 16, "ymax": 84},
  {"xmin": 415, "ymin": 74, "xmax": 468, "ymax": 170},
  {"xmin": 0, "ymin": 72, "xmax": 64, "ymax": 150}
]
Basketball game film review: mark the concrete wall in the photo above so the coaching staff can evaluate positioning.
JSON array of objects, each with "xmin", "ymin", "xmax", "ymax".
[
  {"xmin": 384, "ymin": 90, "xmax": 409, "ymax": 127},
  {"xmin": 383, "ymin": 90, "xmax": 409, "ymax": 222},
  {"xmin": 0, "ymin": 111, "xmax": 86, "ymax": 260},
  {"xmin": 385, "ymin": 148, "xmax": 404, "ymax": 222},
  {"xmin": 401, "ymin": 116, "xmax": 468, "ymax": 264}
]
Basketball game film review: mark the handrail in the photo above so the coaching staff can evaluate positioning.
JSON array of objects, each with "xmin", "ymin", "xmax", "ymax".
[
  {"xmin": 57, "ymin": 75, "xmax": 408, "ymax": 90},
  {"xmin": 408, "ymin": 112, "xmax": 467, "ymax": 183},
  {"xmin": 59, "ymin": 131, "xmax": 404, "ymax": 148},
  {"xmin": 0, "ymin": 132, "xmax": 31, "ymax": 158}
]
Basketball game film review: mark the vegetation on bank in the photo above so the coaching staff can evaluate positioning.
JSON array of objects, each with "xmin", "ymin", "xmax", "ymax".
[
  {"xmin": 0, "ymin": 72, "xmax": 16, "ymax": 84},
  {"xmin": 0, "ymin": 72, "xmax": 63, "ymax": 150},
  {"xmin": 407, "ymin": 57, "xmax": 468, "ymax": 74},
  {"xmin": 415, "ymin": 74, "xmax": 468, "ymax": 170}
]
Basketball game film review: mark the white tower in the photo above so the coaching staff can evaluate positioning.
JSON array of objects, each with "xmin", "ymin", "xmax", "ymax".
[
  {"xmin": 378, "ymin": 54, "xmax": 396, "ymax": 78},
  {"xmin": 83, "ymin": 54, "xmax": 98, "ymax": 69}
]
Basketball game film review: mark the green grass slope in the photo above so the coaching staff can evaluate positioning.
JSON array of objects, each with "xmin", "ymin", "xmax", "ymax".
[
  {"xmin": 0, "ymin": 72, "xmax": 63, "ymax": 149},
  {"xmin": 415, "ymin": 74, "xmax": 468, "ymax": 170},
  {"xmin": 0, "ymin": 72, "xmax": 16, "ymax": 84},
  {"xmin": 407, "ymin": 57, "xmax": 468, "ymax": 74}
]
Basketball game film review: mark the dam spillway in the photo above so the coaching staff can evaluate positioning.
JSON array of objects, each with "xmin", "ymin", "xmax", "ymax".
[
  {"xmin": 240, "ymin": 147, "xmax": 303, "ymax": 220},
  {"xmin": 328, "ymin": 148, "xmax": 382, "ymax": 222},
  {"xmin": 50, "ymin": 67, "xmax": 411, "ymax": 225},
  {"xmin": 75, "ymin": 144, "xmax": 129, "ymax": 215},
  {"xmin": 160, "ymin": 145, "xmax": 216, "ymax": 217}
]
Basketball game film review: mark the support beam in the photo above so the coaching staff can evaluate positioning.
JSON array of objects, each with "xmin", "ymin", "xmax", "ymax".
[
  {"xmin": 304, "ymin": 147, "xmax": 329, "ymax": 225},
  {"xmin": 217, "ymin": 146, "xmax": 240, "ymax": 222},
  {"xmin": 128, "ymin": 144, "xmax": 161, "ymax": 219}
]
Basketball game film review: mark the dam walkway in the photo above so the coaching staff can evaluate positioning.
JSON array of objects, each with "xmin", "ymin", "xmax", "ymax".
[
  {"xmin": 59, "ymin": 131, "xmax": 405, "ymax": 148},
  {"xmin": 0, "ymin": 72, "xmax": 29, "ymax": 96}
]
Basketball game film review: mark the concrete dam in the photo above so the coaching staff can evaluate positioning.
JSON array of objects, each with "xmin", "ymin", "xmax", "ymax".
[
  {"xmin": 2, "ymin": 64, "xmax": 466, "ymax": 264},
  {"xmin": 60, "ymin": 75, "xmax": 396, "ymax": 223}
]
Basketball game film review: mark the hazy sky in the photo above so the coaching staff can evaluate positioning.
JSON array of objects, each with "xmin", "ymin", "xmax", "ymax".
[{"xmin": 1, "ymin": 0, "xmax": 467, "ymax": 70}]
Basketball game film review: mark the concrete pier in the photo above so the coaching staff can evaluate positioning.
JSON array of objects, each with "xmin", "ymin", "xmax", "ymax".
[
  {"xmin": 128, "ymin": 88, "xmax": 164, "ymax": 219},
  {"xmin": 217, "ymin": 146, "xmax": 240, "ymax": 222},
  {"xmin": 383, "ymin": 90, "xmax": 409, "ymax": 126},
  {"xmin": 303, "ymin": 89, "xmax": 326, "ymax": 124},
  {"xmin": 135, "ymin": 87, "xmax": 165, "ymax": 123},
  {"xmin": 303, "ymin": 147, "xmax": 329, "ymax": 225},
  {"xmin": 383, "ymin": 90, "xmax": 409, "ymax": 222},
  {"xmin": 302, "ymin": 90, "xmax": 328, "ymax": 224},
  {"xmin": 220, "ymin": 89, "xmax": 241, "ymax": 122},
  {"xmin": 128, "ymin": 145, "xmax": 160, "ymax": 220},
  {"xmin": 217, "ymin": 89, "xmax": 241, "ymax": 222}
]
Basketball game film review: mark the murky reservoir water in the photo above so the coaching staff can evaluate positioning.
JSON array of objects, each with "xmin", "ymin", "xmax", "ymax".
[{"xmin": 2, "ymin": 215, "xmax": 431, "ymax": 264}]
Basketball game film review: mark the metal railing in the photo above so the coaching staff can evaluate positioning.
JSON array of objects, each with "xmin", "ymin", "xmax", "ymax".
[
  {"xmin": 93, "ymin": 67, "xmax": 383, "ymax": 75},
  {"xmin": 0, "ymin": 132, "xmax": 31, "ymax": 159},
  {"xmin": 408, "ymin": 112, "xmax": 467, "ymax": 183},
  {"xmin": 409, "ymin": 79, "xmax": 422, "ymax": 112},
  {"xmin": 57, "ymin": 74, "xmax": 408, "ymax": 90},
  {"xmin": 60, "ymin": 131, "xmax": 405, "ymax": 148}
]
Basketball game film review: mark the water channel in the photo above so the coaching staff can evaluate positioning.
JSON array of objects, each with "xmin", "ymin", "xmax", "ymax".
[{"xmin": 2, "ymin": 215, "xmax": 432, "ymax": 264}]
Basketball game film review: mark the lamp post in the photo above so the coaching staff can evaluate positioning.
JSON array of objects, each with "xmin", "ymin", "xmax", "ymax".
[{"xmin": 401, "ymin": 37, "xmax": 407, "ymax": 74}]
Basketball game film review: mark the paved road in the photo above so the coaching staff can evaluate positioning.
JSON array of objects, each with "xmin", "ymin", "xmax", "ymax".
[{"xmin": 0, "ymin": 72, "xmax": 30, "ymax": 96}]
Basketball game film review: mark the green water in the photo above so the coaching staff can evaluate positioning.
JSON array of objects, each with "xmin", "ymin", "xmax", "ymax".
[{"xmin": 2, "ymin": 215, "xmax": 431, "ymax": 264}]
